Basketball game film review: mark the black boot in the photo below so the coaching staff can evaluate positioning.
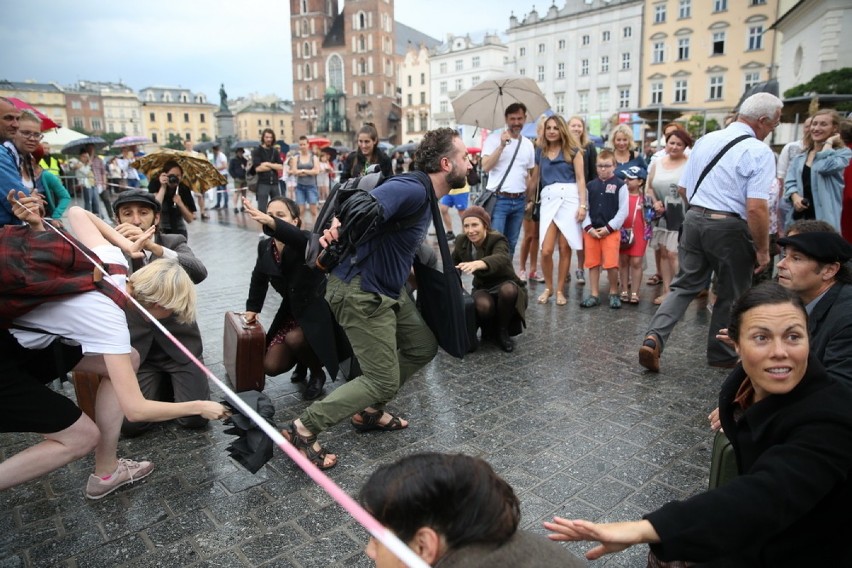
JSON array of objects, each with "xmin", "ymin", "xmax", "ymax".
[
  {"xmin": 290, "ymin": 363, "xmax": 307, "ymax": 383},
  {"xmin": 497, "ymin": 328, "xmax": 514, "ymax": 353},
  {"xmin": 304, "ymin": 372, "xmax": 326, "ymax": 400}
]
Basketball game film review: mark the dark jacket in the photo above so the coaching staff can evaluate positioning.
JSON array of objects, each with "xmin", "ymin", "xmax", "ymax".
[
  {"xmin": 340, "ymin": 149, "xmax": 393, "ymax": 182},
  {"xmin": 452, "ymin": 230, "xmax": 528, "ymax": 333},
  {"xmin": 250, "ymin": 145, "xmax": 282, "ymax": 186},
  {"xmin": 228, "ymin": 155, "xmax": 247, "ymax": 180},
  {"xmin": 147, "ymin": 179, "xmax": 196, "ymax": 237},
  {"xmin": 809, "ymin": 282, "xmax": 852, "ymax": 385},
  {"xmin": 436, "ymin": 530, "xmax": 586, "ymax": 568},
  {"xmin": 646, "ymin": 355, "xmax": 852, "ymax": 566},
  {"xmin": 247, "ymin": 218, "xmax": 357, "ymax": 380}
]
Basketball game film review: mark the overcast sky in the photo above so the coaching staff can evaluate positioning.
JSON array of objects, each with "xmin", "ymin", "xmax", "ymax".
[{"xmin": 4, "ymin": 0, "xmax": 526, "ymax": 102}]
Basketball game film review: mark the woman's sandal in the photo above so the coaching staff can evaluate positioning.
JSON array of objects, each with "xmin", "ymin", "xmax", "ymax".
[
  {"xmin": 619, "ymin": 290, "xmax": 629, "ymax": 302},
  {"xmin": 281, "ymin": 422, "xmax": 337, "ymax": 470},
  {"xmin": 556, "ymin": 291, "xmax": 568, "ymax": 306},
  {"xmin": 630, "ymin": 292, "xmax": 640, "ymax": 304},
  {"xmin": 646, "ymin": 273, "xmax": 662, "ymax": 286},
  {"xmin": 537, "ymin": 288, "xmax": 553, "ymax": 304},
  {"xmin": 351, "ymin": 410, "xmax": 408, "ymax": 433}
]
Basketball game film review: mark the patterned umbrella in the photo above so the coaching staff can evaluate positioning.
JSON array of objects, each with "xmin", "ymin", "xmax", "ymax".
[
  {"xmin": 61, "ymin": 136, "xmax": 107, "ymax": 155},
  {"xmin": 131, "ymin": 148, "xmax": 226, "ymax": 193},
  {"xmin": 111, "ymin": 136, "xmax": 152, "ymax": 148},
  {"xmin": 8, "ymin": 97, "xmax": 59, "ymax": 130}
]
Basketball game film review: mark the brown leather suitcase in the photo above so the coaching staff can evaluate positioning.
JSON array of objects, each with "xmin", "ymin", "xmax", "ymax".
[
  {"xmin": 71, "ymin": 371, "xmax": 100, "ymax": 420},
  {"xmin": 223, "ymin": 311, "xmax": 266, "ymax": 392}
]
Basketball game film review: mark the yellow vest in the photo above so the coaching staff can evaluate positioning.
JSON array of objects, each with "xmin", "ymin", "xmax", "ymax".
[{"xmin": 39, "ymin": 156, "xmax": 61, "ymax": 177}]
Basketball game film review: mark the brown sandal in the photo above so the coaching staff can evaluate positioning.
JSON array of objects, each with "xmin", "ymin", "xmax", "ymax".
[
  {"xmin": 351, "ymin": 410, "xmax": 408, "ymax": 432},
  {"xmin": 281, "ymin": 422, "xmax": 336, "ymax": 470}
]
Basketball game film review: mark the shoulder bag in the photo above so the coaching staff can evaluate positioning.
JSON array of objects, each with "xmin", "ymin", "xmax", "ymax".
[{"xmin": 474, "ymin": 138, "xmax": 522, "ymax": 216}]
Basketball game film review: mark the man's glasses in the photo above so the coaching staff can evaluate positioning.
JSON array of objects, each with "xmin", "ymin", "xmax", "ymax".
[{"xmin": 18, "ymin": 130, "xmax": 43, "ymax": 141}]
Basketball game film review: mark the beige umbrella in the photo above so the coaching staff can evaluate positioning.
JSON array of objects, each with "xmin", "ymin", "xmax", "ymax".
[
  {"xmin": 451, "ymin": 74, "xmax": 550, "ymax": 130},
  {"xmin": 131, "ymin": 148, "xmax": 226, "ymax": 193}
]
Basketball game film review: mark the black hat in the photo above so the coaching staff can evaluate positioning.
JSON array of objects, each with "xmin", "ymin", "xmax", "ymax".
[
  {"xmin": 777, "ymin": 232, "xmax": 852, "ymax": 263},
  {"xmin": 112, "ymin": 189, "xmax": 161, "ymax": 215}
]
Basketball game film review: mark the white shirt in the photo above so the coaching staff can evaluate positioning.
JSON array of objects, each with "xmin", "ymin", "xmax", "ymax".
[
  {"xmin": 213, "ymin": 151, "xmax": 228, "ymax": 176},
  {"xmin": 777, "ymin": 140, "xmax": 804, "ymax": 180},
  {"xmin": 482, "ymin": 131, "xmax": 535, "ymax": 193}
]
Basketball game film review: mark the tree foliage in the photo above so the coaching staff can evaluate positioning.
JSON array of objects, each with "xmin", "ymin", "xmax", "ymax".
[
  {"xmin": 784, "ymin": 68, "xmax": 852, "ymax": 98},
  {"xmin": 164, "ymin": 133, "xmax": 186, "ymax": 150},
  {"xmin": 686, "ymin": 115, "xmax": 721, "ymax": 140}
]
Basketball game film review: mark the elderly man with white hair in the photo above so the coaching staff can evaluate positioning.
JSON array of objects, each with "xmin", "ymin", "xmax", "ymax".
[{"xmin": 639, "ymin": 92, "xmax": 783, "ymax": 372}]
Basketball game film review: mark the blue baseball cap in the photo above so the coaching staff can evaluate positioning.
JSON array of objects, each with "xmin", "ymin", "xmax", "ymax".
[{"xmin": 619, "ymin": 165, "xmax": 647, "ymax": 180}]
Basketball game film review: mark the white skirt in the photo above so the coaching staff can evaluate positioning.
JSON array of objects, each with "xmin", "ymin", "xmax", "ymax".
[{"xmin": 539, "ymin": 182, "xmax": 583, "ymax": 250}]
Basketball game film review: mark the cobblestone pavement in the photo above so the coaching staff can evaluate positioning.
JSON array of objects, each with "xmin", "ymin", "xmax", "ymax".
[{"xmin": 1, "ymin": 206, "xmax": 728, "ymax": 567}]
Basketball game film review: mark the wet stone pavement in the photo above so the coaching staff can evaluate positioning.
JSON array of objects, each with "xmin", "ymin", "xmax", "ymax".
[{"xmin": 1, "ymin": 207, "xmax": 729, "ymax": 567}]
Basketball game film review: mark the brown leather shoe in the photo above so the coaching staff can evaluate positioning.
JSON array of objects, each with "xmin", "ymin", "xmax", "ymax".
[{"xmin": 639, "ymin": 335, "xmax": 661, "ymax": 372}]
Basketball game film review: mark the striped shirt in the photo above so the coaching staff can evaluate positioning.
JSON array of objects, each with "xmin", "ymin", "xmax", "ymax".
[{"xmin": 679, "ymin": 121, "xmax": 773, "ymax": 218}]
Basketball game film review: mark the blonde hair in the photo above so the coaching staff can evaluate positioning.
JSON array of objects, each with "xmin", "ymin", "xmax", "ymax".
[
  {"xmin": 129, "ymin": 258, "xmax": 197, "ymax": 324},
  {"xmin": 567, "ymin": 115, "xmax": 591, "ymax": 148},
  {"xmin": 609, "ymin": 124, "xmax": 636, "ymax": 151},
  {"xmin": 803, "ymin": 109, "xmax": 842, "ymax": 152},
  {"xmin": 536, "ymin": 115, "xmax": 579, "ymax": 160}
]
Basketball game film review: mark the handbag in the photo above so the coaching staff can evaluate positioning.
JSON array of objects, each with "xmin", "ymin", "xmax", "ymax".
[
  {"xmin": 620, "ymin": 194, "xmax": 643, "ymax": 250},
  {"xmin": 474, "ymin": 138, "xmax": 522, "ymax": 216},
  {"xmin": 530, "ymin": 175, "xmax": 543, "ymax": 222}
]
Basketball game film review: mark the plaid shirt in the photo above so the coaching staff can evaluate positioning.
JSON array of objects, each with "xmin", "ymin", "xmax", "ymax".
[
  {"xmin": 0, "ymin": 225, "xmax": 127, "ymax": 328},
  {"xmin": 90, "ymin": 155, "xmax": 107, "ymax": 188}
]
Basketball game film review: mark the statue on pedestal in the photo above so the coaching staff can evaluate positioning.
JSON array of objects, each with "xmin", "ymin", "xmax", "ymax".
[{"xmin": 219, "ymin": 83, "xmax": 228, "ymax": 112}]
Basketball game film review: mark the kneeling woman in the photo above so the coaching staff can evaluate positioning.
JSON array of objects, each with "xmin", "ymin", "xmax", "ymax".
[
  {"xmin": 452, "ymin": 206, "xmax": 528, "ymax": 352},
  {"xmin": 243, "ymin": 197, "xmax": 356, "ymax": 400},
  {"xmin": 545, "ymin": 282, "xmax": 852, "ymax": 566}
]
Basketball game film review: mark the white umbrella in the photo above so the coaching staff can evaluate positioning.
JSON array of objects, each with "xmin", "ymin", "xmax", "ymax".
[
  {"xmin": 451, "ymin": 74, "xmax": 550, "ymax": 130},
  {"xmin": 41, "ymin": 127, "xmax": 87, "ymax": 148}
]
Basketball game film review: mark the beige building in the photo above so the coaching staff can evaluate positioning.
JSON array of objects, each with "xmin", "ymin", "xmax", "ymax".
[
  {"xmin": 0, "ymin": 80, "xmax": 67, "ymax": 128},
  {"xmin": 641, "ymin": 0, "xmax": 781, "ymax": 119},
  {"xmin": 399, "ymin": 44, "xmax": 431, "ymax": 143},
  {"xmin": 233, "ymin": 100, "xmax": 295, "ymax": 144},
  {"xmin": 138, "ymin": 86, "xmax": 217, "ymax": 146}
]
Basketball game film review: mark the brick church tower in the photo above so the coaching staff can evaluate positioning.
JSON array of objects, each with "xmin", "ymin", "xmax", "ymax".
[{"xmin": 290, "ymin": 0, "xmax": 401, "ymax": 144}]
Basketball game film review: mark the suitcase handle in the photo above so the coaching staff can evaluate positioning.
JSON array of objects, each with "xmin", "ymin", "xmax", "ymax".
[{"xmin": 234, "ymin": 312, "xmax": 258, "ymax": 329}]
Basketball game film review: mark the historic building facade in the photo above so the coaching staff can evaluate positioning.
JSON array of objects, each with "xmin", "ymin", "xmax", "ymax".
[
  {"xmin": 138, "ymin": 86, "xmax": 217, "ymax": 146},
  {"xmin": 0, "ymin": 80, "xmax": 67, "ymax": 128}
]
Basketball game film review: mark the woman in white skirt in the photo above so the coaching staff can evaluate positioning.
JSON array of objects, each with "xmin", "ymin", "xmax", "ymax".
[{"xmin": 531, "ymin": 115, "xmax": 587, "ymax": 306}]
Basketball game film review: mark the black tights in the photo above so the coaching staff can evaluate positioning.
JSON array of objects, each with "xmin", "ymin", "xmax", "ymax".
[
  {"xmin": 472, "ymin": 282, "xmax": 518, "ymax": 334},
  {"xmin": 263, "ymin": 326, "xmax": 322, "ymax": 377}
]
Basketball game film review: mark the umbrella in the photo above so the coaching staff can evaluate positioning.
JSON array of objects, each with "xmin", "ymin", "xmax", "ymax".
[
  {"xmin": 451, "ymin": 74, "xmax": 550, "ymax": 130},
  {"xmin": 392, "ymin": 142, "xmax": 418, "ymax": 155},
  {"xmin": 232, "ymin": 140, "xmax": 260, "ymax": 150},
  {"xmin": 192, "ymin": 140, "xmax": 217, "ymax": 153},
  {"xmin": 307, "ymin": 136, "xmax": 331, "ymax": 149},
  {"xmin": 61, "ymin": 136, "xmax": 107, "ymax": 155},
  {"xmin": 320, "ymin": 146, "xmax": 338, "ymax": 160},
  {"xmin": 274, "ymin": 141, "xmax": 291, "ymax": 154},
  {"xmin": 467, "ymin": 147, "xmax": 482, "ymax": 154},
  {"xmin": 331, "ymin": 144, "xmax": 351, "ymax": 154},
  {"xmin": 131, "ymin": 148, "xmax": 226, "ymax": 193},
  {"xmin": 8, "ymin": 97, "xmax": 59, "ymax": 131},
  {"xmin": 42, "ymin": 126, "xmax": 87, "ymax": 148},
  {"xmin": 377, "ymin": 141, "xmax": 394, "ymax": 153},
  {"xmin": 221, "ymin": 391, "xmax": 278, "ymax": 474},
  {"xmin": 111, "ymin": 136, "xmax": 151, "ymax": 149}
]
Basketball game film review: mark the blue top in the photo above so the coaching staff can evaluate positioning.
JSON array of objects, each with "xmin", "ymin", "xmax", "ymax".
[
  {"xmin": 333, "ymin": 174, "xmax": 431, "ymax": 299},
  {"xmin": 537, "ymin": 148, "xmax": 576, "ymax": 186},
  {"xmin": 0, "ymin": 142, "xmax": 27, "ymax": 226}
]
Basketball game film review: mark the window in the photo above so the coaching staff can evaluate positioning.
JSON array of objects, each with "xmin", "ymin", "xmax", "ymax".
[
  {"xmin": 455, "ymin": 78, "xmax": 463, "ymax": 91},
  {"xmin": 200, "ymin": 114, "xmax": 205, "ymax": 124},
  {"xmin": 751, "ymin": 0, "xmax": 766, "ymax": 4},
  {"xmin": 519, "ymin": 47, "xmax": 526, "ymax": 56},
  {"xmin": 166, "ymin": 112, "xmax": 173, "ymax": 123},
  {"xmin": 538, "ymin": 43, "xmax": 545, "ymax": 53},
  {"xmin": 557, "ymin": 62, "xmax": 565, "ymax": 79},
  {"xmin": 678, "ymin": 38, "xmax": 690, "ymax": 60},
  {"xmin": 183, "ymin": 113, "xmax": 190, "ymax": 123},
  {"xmin": 623, "ymin": 26, "xmax": 632, "ymax": 38},
  {"xmin": 558, "ymin": 39, "xmax": 566, "ymax": 49},
  {"xmin": 580, "ymin": 59, "xmax": 589, "ymax": 76},
  {"xmin": 582, "ymin": 34, "xmax": 590, "ymax": 45},
  {"xmin": 519, "ymin": 68, "xmax": 525, "ymax": 76},
  {"xmin": 184, "ymin": 132, "xmax": 191, "ymax": 141},
  {"xmin": 600, "ymin": 56, "xmax": 609, "ymax": 73},
  {"xmin": 149, "ymin": 112, "xmax": 155, "ymax": 122},
  {"xmin": 714, "ymin": 0, "xmax": 727, "ymax": 11},
  {"xmin": 471, "ymin": 75, "xmax": 480, "ymax": 85},
  {"xmin": 537, "ymin": 66, "xmax": 545, "ymax": 81},
  {"xmin": 619, "ymin": 89, "xmax": 631, "ymax": 109},
  {"xmin": 407, "ymin": 93, "xmax": 412, "ymax": 105},
  {"xmin": 578, "ymin": 92, "xmax": 589, "ymax": 113},
  {"xmin": 439, "ymin": 62, "xmax": 447, "ymax": 74},
  {"xmin": 71, "ymin": 100, "xmax": 82, "ymax": 110},
  {"xmin": 709, "ymin": 76, "xmax": 724, "ymax": 100},
  {"xmin": 71, "ymin": 117, "xmax": 82, "ymax": 129},
  {"xmin": 679, "ymin": 0, "xmax": 691, "ymax": 19},
  {"xmin": 420, "ymin": 73, "xmax": 425, "ymax": 85},
  {"xmin": 151, "ymin": 132, "xmax": 158, "ymax": 143},
  {"xmin": 744, "ymin": 71, "xmax": 761, "ymax": 91},
  {"xmin": 439, "ymin": 81, "xmax": 447, "ymax": 94},
  {"xmin": 306, "ymin": 40, "xmax": 314, "ymax": 56},
  {"xmin": 655, "ymin": 4, "xmax": 666, "ymax": 23},
  {"xmin": 712, "ymin": 31, "xmax": 726, "ymax": 55},
  {"xmin": 439, "ymin": 100, "xmax": 448, "ymax": 113},
  {"xmin": 91, "ymin": 118, "xmax": 102, "ymax": 131},
  {"xmin": 88, "ymin": 101, "xmax": 99, "ymax": 110},
  {"xmin": 407, "ymin": 115, "xmax": 415, "ymax": 133},
  {"xmin": 621, "ymin": 53, "xmax": 631, "ymax": 70},
  {"xmin": 555, "ymin": 93, "xmax": 565, "ymax": 115},
  {"xmin": 597, "ymin": 89, "xmax": 609, "ymax": 112},
  {"xmin": 602, "ymin": 30, "xmax": 611, "ymax": 42},
  {"xmin": 651, "ymin": 82, "xmax": 663, "ymax": 104},
  {"xmin": 653, "ymin": 42, "xmax": 665, "ymax": 64},
  {"xmin": 748, "ymin": 26, "xmax": 764, "ymax": 50},
  {"xmin": 420, "ymin": 92, "xmax": 426, "ymax": 104},
  {"xmin": 455, "ymin": 59, "xmax": 463, "ymax": 71},
  {"xmin": 472, "ymin": 56, "xmax": 480, "ymax": 68},
  {"xmin": 674, "ymin": 80, "xmax": 688, "ymax": 103},
  {"xmin": 407, "ymin": 75, "xmax": 412, "ymax": 87},
  {"xmin": 328, "ymin": 54, "xmax": 343, "ymax": 90}
]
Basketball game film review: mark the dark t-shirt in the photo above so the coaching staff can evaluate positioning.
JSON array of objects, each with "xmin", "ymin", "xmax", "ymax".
[
  {"xmin": 148, "ymin": 179, "xmax": 197, "ymax": 235},
  {"xmin": 332, "ymin": 174, "xmax": 430, "ymax": 298}
]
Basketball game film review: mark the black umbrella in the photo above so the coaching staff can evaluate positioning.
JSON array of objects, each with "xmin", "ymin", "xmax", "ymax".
[
  {"xmin": 321, "ymin": 146, "xmax": 338, "ymax": 160},
  {"xmin": 221, "ymin": 390, "xmax": 278, "ymax": 474},
  {"xmin": 192, "ymin": 140, "xmax": 217, "ymax": 152},
  {"xmin": 61, "ymin": 136, "xmax": 107, "ymax": 155},
  {"xmin": 392, "ymin": 142, "xmax": 418, "ymax": 155},
  {"xmin": 331, "ymin": 144, "xmax": 351, "ymax": 154},
  {"xmin": 232, "ymin": 140, "xmax": 260, "ymax": 150}
]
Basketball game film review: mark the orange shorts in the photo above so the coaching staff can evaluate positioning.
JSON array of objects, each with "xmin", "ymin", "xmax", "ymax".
[{"xmin": 583, "ymin": 230, "xmax": 621, "ymax": 270}]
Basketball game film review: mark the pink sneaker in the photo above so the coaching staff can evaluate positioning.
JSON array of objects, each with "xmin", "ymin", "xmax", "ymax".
[
  {"xmin": 85, "ymin": 458, "xmax": 154, "ymax": 500},
  {"xmin": 528, "ymin": 271, "xmax": 546, "ymax": 283},
  {"xmin": 518, "ymin": 270, "xmax": 528, "ymax": 283}
]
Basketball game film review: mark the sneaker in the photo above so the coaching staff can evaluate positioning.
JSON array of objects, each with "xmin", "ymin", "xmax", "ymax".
[
  {"xmin": 529, "ymin": 271, "xmax": 546, "ymax": 283},
  {"xmin": 85, "ymin": 458, "xmax": 154, "ymax": 500},
  {"xmin": 609, "ymin": 295, "xmax": 622, "ymax": 309},
  {"xmin": 580, "ymin": 295, "xmax": 600, "ymax": 308},
  {"xmin": 575, "ymin": 269, "xmax": 586, "ymax": 285},
  {"xmin": 518, "ymin": 270, "xmax": 528, "ymax": 283}
]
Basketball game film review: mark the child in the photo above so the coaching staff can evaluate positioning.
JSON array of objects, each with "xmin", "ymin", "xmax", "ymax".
[
  {"xmin": 617, "ymin": 166, "xmax": 650, "ymax": 304},
  {"xmin": 580, "ymin": 150, "xmax": 628, "ymax": 308},
  {"xmin": 2, "ymin": 192, "xmax": 227, "ymax": 499}
]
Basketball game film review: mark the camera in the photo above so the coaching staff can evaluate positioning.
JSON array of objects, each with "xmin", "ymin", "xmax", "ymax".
[
  {"xmin": 800, "ymin": 198, "xmax": 810, "ymax": 208},
  {"xmin": 314, "ymin": 240, "xmax": 349, "ymax": 273},
  {"xmin": 167, "ymin": 174, "xmax": 180, "ymax": 186}
]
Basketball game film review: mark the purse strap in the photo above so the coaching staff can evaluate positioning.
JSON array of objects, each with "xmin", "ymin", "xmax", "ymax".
[
  {"xmin": 493, "ymin": 137, "xmax": 522, "ymax": 192},
  {"xmin": 689, "ymin": 134, "xmax": 750, "ymax": 202}
]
